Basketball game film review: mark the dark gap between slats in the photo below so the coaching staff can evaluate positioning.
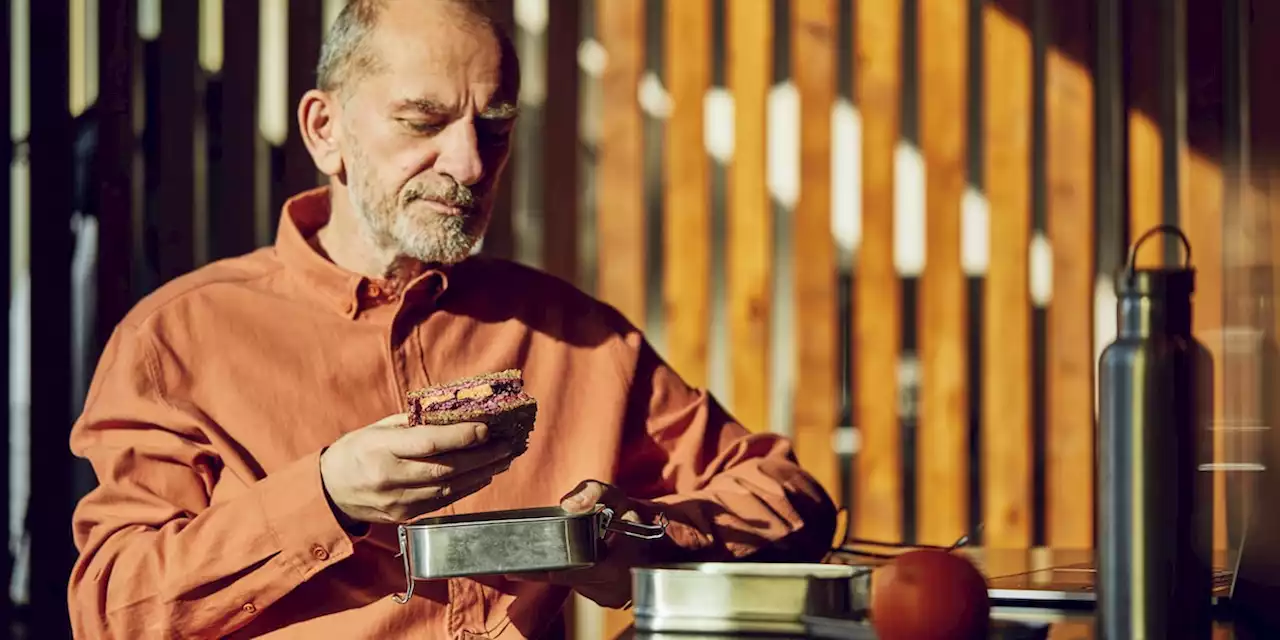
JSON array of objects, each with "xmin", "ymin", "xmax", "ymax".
[
  {"xmin": 965, "ymin": 0, "xmax": 984, "ymax": 548},
  {"xmin": 899, "ymin": 0, "xmax": 920, "ymax": 545},
  {"xmin": 968, "ymin": 277, "xmax": 984, "ymax": 546},
  {"xmin": 710, "ymin": 0, "xmax": 729, "ymax": 406},
  {"xmin": 901, "ymin": 276, "xmax": 919, "ymax": 546},
  {"xmin": 774, "ymin": 0, "xmax": 791, "ymax": 83},
  {"xmin": 139, "ymin": 36, "xmax": 163, "ymax": 295},
  {"xmin": 839, "ymin": 0, "xmax": 854, "ymax": 98},
  {"xmin": 712, "ymin": 0, "xmax": 727, "ymax": 87},
  {"xmin": 900, "ymin": 0, "xmax": 919, "ymax": 147},
  {"xmin": 1032, "ymin": 307, "xmax": 1047, "ymax": 548},
  {"xmin": 837, "ymin": 0, "xmax": 856, "ymax": 523},
  {"xmin": 1031, "ymin": 0, "xmax": 1048, "ymax": 549},
  {"xmin": 277, "ymin": 0, "xmax": 323, "ymax": 229},
  {"xmin": 644, "ymin": 0, "xmax": 665, "ymax": 338},
  {"xmin": 156, "ymin": 0, "xmax": 199, "ymax": 283},
  {"xmin": 28, "ymin": 2, "xmax": 76, "ymax": 632},
  {"xmin": 840, "ymin": 271, "xmax": 855, "ymax": 520}
]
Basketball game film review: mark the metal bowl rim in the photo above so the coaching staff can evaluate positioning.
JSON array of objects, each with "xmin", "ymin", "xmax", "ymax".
[
  {"xmin": 632, "ymin": 561, "xmax": 861, "ymax": 579},
  {"xmin": 401, "ymin": 504, "xmax": 605, "ymax": 530}
]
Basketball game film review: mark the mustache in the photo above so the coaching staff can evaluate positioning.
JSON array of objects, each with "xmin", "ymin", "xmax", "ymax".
[{"xmin": 402, "ymin": 178, "xmax": 476, "ymax": 209}]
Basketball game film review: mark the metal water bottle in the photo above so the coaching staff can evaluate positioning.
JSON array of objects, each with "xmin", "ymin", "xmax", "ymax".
[{"xmin": 1097, "ymin": 225, "xmax": 1214, "ymax": 640}]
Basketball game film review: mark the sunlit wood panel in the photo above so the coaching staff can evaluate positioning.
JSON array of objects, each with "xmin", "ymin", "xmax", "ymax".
[
  {"xmin": 594, "ymin": 0, "xmax": 647, "ymax": 328},
  {"xmin": 981, "ymin": 0, "xmax": 1033, "ymax": 549},
  {"xmin": 595, "ymin": 1, "xmax": 648, "ymax": 637},
  {"xmin": 543, "ymin": 0, "xmax": 582, "ymax": 285},
  {"xmin": 1127, "ymin": 0, "xmax": 1164, "ymax": 266},
  {"xmin": 853, "ymin": 0, "xmax": 904, "ymax": 542},
  {"xmin": 726, "ymin": 0, "xmax": 772, "ymax": 434},
  {"xmin": 791, "ymin": 0, "xmax": 840, "ymax": 502},
  {"xmin": 917, "ymin": 0, "xmax": 969, "ymax": 547},
  {"xmin": 663, "ymin": 0, "xmax": 712, "ymax": 388},
  {"xmin": 1044, "ymin": 0, "xmax": 1096, "ymax": 550}
]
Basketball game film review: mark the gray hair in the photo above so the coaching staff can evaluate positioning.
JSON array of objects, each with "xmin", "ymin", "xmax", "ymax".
[{"xmin": 315, "ymin": 0, "xmax": 509, "ymax": 98}]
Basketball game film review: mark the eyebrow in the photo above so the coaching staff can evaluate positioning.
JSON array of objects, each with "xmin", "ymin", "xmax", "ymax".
[{"xmin": 395, "ymin": 98, "xmax": 520, "ymax": 121}]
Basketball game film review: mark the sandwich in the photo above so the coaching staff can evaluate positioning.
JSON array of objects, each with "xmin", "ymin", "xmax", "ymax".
[{"xmin": 406, "ymin": 369, "xmax": 538, "ymax": 454}]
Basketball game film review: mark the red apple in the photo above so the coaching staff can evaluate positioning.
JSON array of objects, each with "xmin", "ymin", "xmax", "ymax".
[{"xmin": 868, "ymin": 549, "xmax": 991, "ymax": 640}]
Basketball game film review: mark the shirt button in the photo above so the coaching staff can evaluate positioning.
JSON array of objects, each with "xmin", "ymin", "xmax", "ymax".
[
  {"xmin": 242, "ymin": 603, "xmax": 257, "ymax": 614},
  {"xmin": 311, "ymin": 545, "xmax": 329, "ymax": 561}
]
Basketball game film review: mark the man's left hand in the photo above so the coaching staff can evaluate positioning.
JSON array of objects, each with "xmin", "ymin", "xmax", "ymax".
[{"xmin": 506, "ymin": 480, "xmax": 663, "ymax": 609}]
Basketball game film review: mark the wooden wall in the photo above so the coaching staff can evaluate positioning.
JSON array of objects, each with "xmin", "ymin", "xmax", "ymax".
[{"xmin": 5, "ymin": 0, "xmax": 1280, "ymax": 638}]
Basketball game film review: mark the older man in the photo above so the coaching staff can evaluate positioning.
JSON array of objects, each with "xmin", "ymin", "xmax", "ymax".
[{"xmin": 66, "ymin": 0, "xmax": 837, "ymax": 638}]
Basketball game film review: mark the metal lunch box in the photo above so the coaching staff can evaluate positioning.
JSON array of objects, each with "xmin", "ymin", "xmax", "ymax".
[
  {"xmin": 631, "ymin": 562, "xmax": 873, "ymax": 635},
  {"xmin": 393, "ymin": 504, "xmax": 668, "ymax": 603}
]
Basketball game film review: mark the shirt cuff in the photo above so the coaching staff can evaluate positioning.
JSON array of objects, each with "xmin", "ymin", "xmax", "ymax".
[{"xmin": 256, "ymin": 449, "xmax": 360, "ymax": 581}]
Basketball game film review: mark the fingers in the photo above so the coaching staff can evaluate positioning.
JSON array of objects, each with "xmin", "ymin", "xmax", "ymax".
[
  {"xmin": 370, "ymin": 413, "xmax": 412, "ymax": 428},
  {"xmin": 560, "ymin": 480, "xmax": 616, "ymax": 513},
  {"xmin": 395, "ymin": 455, "xmax": 515, "ymax": 517},
  {"xmin": 384, "ymin": 421, "xmax": 490, "ymax": 459},
  {"xmin": 386, "ymin": 439, "xmax": 514, "ymax": 487}
]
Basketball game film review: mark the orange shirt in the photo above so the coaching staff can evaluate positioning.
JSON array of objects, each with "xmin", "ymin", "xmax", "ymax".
[{"xmin": 67, "ymin": 188, "xmax": 837, "ymax": 639}]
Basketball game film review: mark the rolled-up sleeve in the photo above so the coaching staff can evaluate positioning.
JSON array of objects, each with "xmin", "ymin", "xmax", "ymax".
[
  {"xmin": 67, "ymin": 324, "xmax": 358, "ymax": 639},
  {"xmin": 611, "ymin": 331, "xmax": 839, "ymax": 563}
]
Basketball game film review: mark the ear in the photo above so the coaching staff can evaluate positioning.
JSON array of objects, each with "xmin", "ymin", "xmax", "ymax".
[{"xmin": 299, "ymin": 89, "xmax": 344, "ymax": 177}]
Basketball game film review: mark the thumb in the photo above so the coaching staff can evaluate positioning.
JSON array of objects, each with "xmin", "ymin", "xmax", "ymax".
[{"xmin": 560, "ymin": 480, "xmax": 608, "ymax": 513}]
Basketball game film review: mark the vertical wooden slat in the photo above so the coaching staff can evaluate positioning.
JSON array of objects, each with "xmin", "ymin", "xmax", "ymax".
[
  {"xmin": 1044, "ymin": 0, "xmax": 1096, "ymax": 549},
  {"xmin": 726, "ymin": 0, "xmax": 772, "ymax": 433},
  {"xmin": 917, "ymin": 0, "xmax": 969, "ymax": 547},
  {"xmin": 1126, "ymin": 0, "xmax": 1164, "ymax": 265},
  {"xmin": 792, "ymin": 0, "xmax": 840, "ymax": 502},
  {"xmin": 28, "ymin": 2, "xmax": 76, "ymax": 635},
  {"xmin": 597, "ymin": 3, "xmax": 647, "ymax": 636},
  {"xmin": 853, "ymin": 0, "xmax": 904, "ymax": 542},
  {"xmin": 156, "ymin": 0, "xmax": 200, "ymax": 282},
  {"xmin": 1183, "ymin": 0, "xmax": 1227, "ymax": 554},
  {"xmin": 96, "ymin": 0, "xmax": 136, "ymax": 342},
  {"xmin": 209, "ymin": 0, "xmax": 261, "ymax": 259},
  {"xmin": 662, "ymin": 0, "xmax": 711, "ymax": 387},
  {"xmin": 277, "ymin": 0, "xmax": 322, "ymax": 221},
  {"xmin": 539, "ymin": 6, "xmax": 579, "ymax": 636},
  {"xmin": 483, "ymin": 0, "xmax": 516, "ymax": 261},
  {"xmin": 595, "ymin": 0, "xmax": 647, "ymax": 327},
  {"xmin": 543, "ymin": 0, "xmax": 582, "ymax": 284},
  {"xmin": 982, "ymin": 0, "xmax": 1033, "ymax": 549}
]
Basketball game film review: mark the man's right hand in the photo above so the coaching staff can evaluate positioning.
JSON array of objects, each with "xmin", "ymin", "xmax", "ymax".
[{"xmin": 319, "ymin": 413, "xmax": 514, "ymax": 526}]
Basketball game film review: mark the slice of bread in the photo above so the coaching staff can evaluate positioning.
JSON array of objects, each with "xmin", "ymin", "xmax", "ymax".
[{"xmin": 406, "ymin": 369, "xmax": 538, "ymax": 453}]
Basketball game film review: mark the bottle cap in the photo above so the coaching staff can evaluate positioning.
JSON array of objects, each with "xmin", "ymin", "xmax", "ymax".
[{"xmin": 1117, "ymin": 225, "xmax": 1196, "ymax": 299}]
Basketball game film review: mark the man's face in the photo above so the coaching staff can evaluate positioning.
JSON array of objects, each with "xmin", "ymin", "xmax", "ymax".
[{"xmin": 334, "ymin": 4, "xmax": 518, "ymax": 265}]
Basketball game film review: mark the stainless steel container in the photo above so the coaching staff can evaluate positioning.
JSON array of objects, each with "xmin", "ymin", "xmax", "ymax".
[
  {"xmin": 631, "ymin": 562, "xmax": 870, "ymax": 635},
  {"xmin": 393, "ymin": 504, "xmax": 667, "ymax": 603},
  {"xmin": 1097, "ymin": 224, "xmax": 1214, "ymax": 639}
]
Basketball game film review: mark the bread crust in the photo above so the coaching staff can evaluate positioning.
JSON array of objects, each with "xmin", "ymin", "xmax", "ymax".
[{"xmin": 406, "ymin": 370, "xmax": 538, "ymax": 453}]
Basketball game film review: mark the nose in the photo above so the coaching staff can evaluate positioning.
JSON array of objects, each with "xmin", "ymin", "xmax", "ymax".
[{"xmin": 433, "ymin": 120, "xmax": 485, "ymax": 187}]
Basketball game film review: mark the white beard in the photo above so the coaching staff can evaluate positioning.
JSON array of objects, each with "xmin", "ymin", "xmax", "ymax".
[{"xmin": 346, "ymin": 171, "xmax": 481, "ymax": 266}]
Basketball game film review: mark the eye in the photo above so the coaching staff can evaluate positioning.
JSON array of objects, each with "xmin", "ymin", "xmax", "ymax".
[{"xmin": 399, "ymin": 119, "xmax": 446, "ymax": 135}]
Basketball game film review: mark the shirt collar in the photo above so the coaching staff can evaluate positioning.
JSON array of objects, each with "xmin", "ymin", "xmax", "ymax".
[{"xmin": 274, "ymin": 187, "xmax": 451, "ymax": 318}]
